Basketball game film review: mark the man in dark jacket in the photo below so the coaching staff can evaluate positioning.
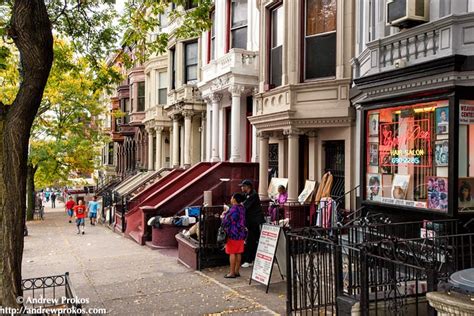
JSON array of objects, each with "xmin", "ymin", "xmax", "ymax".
[{"xmin": 239, "ymin": 179, "xmax": 265, "ymax": 267}]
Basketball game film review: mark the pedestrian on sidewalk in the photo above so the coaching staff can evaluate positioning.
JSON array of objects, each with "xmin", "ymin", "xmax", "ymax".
[
  {"xmin": 65, "ymin": 196, "xmax": 76, "ymax": 223},
  {"xmin": 239, "ymin": 179, "xmax": 265, "ymax": 268},
  {"xmin": 51, "ymin": 191, "xmax": 56, "ymax": 208},
  {"xmin": 88, "ymin": 196, "xmax": 99, "ymax": 226},
  {"xmin": 74, "ymin": 200, "xmax": 87, "ymax": 235},
  {"xmin": 221, "ymin": 193, "xmax": 247, "ymax": 278}
]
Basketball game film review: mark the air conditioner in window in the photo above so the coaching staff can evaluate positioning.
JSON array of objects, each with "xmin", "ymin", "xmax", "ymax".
[{"xmin": 386, "ymin": 0, "xmax": 429, "ymax": 28}]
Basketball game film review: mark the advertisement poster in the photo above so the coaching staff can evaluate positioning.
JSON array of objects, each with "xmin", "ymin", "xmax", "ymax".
[
  {"xmin": 435, "ymin": 140, "xmax": 449, "ymax": 167},
  {"xmin": 392, "ymin": 174, "xmax": 410, "ymax": 200},
  {"xmin": 368, "ymin": 143, "xmax": 378, "ymax": 166},
  {"xmin": 251, "ymin": 225, "xmax": 281, "ymax": 287},
  {"xmin": 368, "ymin": 113, "xmax": 379, "ymax": 137},
  {"xmin": 460, "ymin": 101, "xmax": 474, "ymax": 125},
  {"xmin": 458, "ymin": 177, "xmax": 474, "ymax": 211},
  {"xmin": 435, "ymin": 107, "xmax": 449, "ymax": 134},
  {"xmin": 427, "ymin": 177, "xmax": 448, "ymax": 211},
  {"xmin": 367, "ymin": 174, "xmax": 382, "ymax": 201}
]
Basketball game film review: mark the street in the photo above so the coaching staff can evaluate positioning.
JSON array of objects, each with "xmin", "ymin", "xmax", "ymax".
[{"xmin": 22, "ymin": 202, "xmax": 286, "ymax": 315}]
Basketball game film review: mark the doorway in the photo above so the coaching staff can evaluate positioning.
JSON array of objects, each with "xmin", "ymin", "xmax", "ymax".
[{"xmin": 324, "ymin": 140, "xmax": 345, "ymax": 199}]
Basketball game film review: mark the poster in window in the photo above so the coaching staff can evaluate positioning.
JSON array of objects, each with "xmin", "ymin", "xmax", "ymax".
[
  {"xmin": 392, "ymin": 174, "xmax": 410, "ymax": 200},
  {"xmin": 427, "ymin": 177, "xmax": 448, "ymax": 211},
  {"xmin": 367, "ymin": 174, "xmax": 382, "ymax": 201},
  {"xmin": 368, "ymin": 143, "xmax": 378, "ymax": 166},
  {"xmin": 435, "ymin": 107, "xmax": 449, "ymax": 134},
  {"xmin": 368, "ymin": 113, "xmax": 379, "ymax": 137},
  {"xmin": 458, "ymin": 178, "xmax": 474, "ymax": 211},
  {"xmin": 435, "ymin": 140, "xmax": 449, "ymax": 166}
]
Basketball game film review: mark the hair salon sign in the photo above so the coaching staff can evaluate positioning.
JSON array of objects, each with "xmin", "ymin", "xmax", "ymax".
[{"xmin": 379, "ymin": 119, "xmax": 432, "ymax": 167}]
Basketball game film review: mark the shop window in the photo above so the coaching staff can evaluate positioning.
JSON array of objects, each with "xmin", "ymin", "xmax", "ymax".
[
  {"xmin": 157, "ymin": 71, "xmax": 168, "ymax": 105},
  {"xmin": 365, "ymin": 100, "xmax": 449, "ymax": 212},
  {"xmin": 185, "ymin": 41, "xmax": 198, "ymax": 84},
  {"xmin": 458, "ymin": 100, "xmax": 474, "ymax": 213},
  {"xmin": 137, "ymin": 82, "xmax": 145, "ymax": 112},
  {"xmin": 230, "ymin": 0, "xmax": 248, "ymax": 50},
  {"xmin": 304, "ymin": 0, "xmax": 336, "ymax": 80},
  {"xmin": 270, "ymin": 5, "xmax": 283, "ymax": 88}
]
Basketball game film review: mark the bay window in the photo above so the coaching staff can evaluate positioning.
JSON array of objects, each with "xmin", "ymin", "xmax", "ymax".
[
  {"xmin": 185, "ymin": 41, "xmax": 198, "ymax": 84},
  {"xmin": 157, "ymin": 71, "xmax": 168, "ymax": 105},
  {"xmin": 270, "ymin": 5, "xmax": 283, "ymax": 88},
  {"xmin": 210, "ymin": 10, "xmax": 216, "ymax": 61},
  {"xmin": 230, "ymin": 0, "xmax": 248, "ymax": 49},
  {"xmin": 137, "ymin": 82, "xmax": 145, "ymax": 112},
  {"xmin": 304, "ymin": 0, "xmax": 337, "ymax": 80}
]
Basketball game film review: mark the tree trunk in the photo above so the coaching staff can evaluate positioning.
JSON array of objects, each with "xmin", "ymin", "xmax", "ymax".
[
  {"xmin": 26, "ymin": 164, "xmax": 37, "ymax": 221},
  {"xmin": 0, "ymin": 0, "xmax": 53, "ymax": 307}
]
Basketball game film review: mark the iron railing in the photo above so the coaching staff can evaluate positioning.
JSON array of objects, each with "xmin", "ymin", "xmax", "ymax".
[
  {"xmin": 286, "ymin": 219, "xmax": 469, "ymax": 315},
  {"xmin": 21, "ymin": 272, "xmax": 82, "ymax": 314},
  {"xmin": 198, "ymin": 205, "xmax": 228, "ymax": 270}
]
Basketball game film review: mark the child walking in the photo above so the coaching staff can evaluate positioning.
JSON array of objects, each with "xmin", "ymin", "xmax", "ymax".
[
  {"xmin": 221, "ymin": 193, "xmax": 247, "ymax": 278},
  {"xmin": 74, "ymin": 200, "xmax": 87, "ymax": 235}
]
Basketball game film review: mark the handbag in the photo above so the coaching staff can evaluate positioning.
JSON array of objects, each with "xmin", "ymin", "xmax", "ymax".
[{"xmin": 217, "ymin": 226, "xmax": 226, "ymax": 243}]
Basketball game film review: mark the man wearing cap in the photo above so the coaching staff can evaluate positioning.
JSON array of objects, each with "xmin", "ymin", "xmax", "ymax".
[{"xmin": 239, "ymin": 179, "xmax": 265, "ymax": 268}]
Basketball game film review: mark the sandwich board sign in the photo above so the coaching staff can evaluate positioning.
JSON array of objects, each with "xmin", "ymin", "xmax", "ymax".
[{"xmin": 250, "ymin": 224, "xmax": 284, "ymax": 292}]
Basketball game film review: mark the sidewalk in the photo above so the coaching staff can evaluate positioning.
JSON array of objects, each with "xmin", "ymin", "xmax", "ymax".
[{"xmin": 22, "ymin": 204, "xmax": 286, "ymax": 315}]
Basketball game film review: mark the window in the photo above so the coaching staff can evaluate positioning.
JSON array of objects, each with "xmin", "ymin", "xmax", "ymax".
[
  {"xmin": 230, "ymin": 0, "xmax": 248, "ymax": 49},
  {"xmin": 158, "ymin": 71, "xmax": 168, "ymax": 105},
  {"xmin": 184, "ymin": 0, "xmax": 198, "ymax": 10},
  {"xmin": 305, "ymin": 0, "xmax": 337, "ymax": 80},
  {"xmin": 185, "ymin": 41, "xmax": 198, "ymax": 84},
  {"xmin": 137, "ymin": 82, "xmax": 145, "ymax": 112},
  {"xmin": 270, "ymin": 5, "xmax": 283, "ymax": 88},
  {"xmin": 108, "ymin": 143, "xmax": 114, "ymax": 165},
  {"xmin": 170, "ymin": 47, "xmax": 176, "ymax": 90},
  {"xmin": 459, "ymin": 100, "xmax": 474, "ymax": 213},
  {"xmin": 210, "ymin": 10, "xmax": 216, "ymax": 61},
  {"xmin": 159, "ymin": 12, "xmax": 168, "ymax": 28},
  {"xmin": 365, "ymin": 100, "xmax": 450, "ymax": 213}
]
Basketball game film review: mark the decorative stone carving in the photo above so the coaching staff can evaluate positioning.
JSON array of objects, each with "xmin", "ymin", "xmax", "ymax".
[
  {"xmin": 228, "ymin": 85, "xmax": 246, "ymax": 97},
  {"xmin": 182, "ymin": 110, "xmax": 194, "ymax": 118},
  {"xmin": 283, "ymin": 128, "xmax": 302, "ymax": 137},
  {"xmin": 209, "ymin": 93, "xmax": 222, "ymax": 103},
  {"xmin": 210, "ymin": 75, "xmax": 230, "ymax": 92}
]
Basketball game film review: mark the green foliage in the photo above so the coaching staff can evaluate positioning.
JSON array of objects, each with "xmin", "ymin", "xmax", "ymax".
[
  {"xmin": 25, "ymin": 39, "xmax": 110, "ymax": 188},
  {"xmin": 120, "ymin": 0, "xmax": 213, "ymax": 64}
]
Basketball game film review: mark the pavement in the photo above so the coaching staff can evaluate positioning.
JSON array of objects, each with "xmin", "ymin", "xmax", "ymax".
[{"xmin": 22, "ymin": 202, "xmax": 286, "ymax": 315}]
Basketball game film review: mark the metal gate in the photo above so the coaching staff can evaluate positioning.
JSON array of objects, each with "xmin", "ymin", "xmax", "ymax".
[
  {"xmin": 269, "ymin": 143, "xmax": 279, "ymax": 180},
  {"xmin": 324, "ymin": 141, "xmax": 345, "ymax": 200}
]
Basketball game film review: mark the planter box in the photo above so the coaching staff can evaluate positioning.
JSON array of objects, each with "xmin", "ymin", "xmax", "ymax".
[
  {"xmin": 176, "ymin": 233, "xmax": 199, "ymax": 270},
  {"xmin": 151, "ymin": 225, "xmax": 182, "ymax": 248}
]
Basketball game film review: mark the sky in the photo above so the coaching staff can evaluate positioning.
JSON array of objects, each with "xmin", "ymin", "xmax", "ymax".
[{"xmin": 115, "ymin": 0, "xmax": 126, "ymax": 14}]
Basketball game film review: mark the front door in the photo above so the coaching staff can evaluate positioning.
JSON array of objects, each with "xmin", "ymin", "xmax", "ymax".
[{"xmin": 324, "ymin": 141, "xmax": 345, "ymax": 200}]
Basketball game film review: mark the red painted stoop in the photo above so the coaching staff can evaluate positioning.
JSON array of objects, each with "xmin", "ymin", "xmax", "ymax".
[{"xmin": 125, "ymin": 162, "xmax": 258, "ymax": 245}]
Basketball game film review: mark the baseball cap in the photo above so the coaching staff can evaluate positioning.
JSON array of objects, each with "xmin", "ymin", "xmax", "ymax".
[{"xmin": 239, "ymin": 179, "xmax": 253, "ymax": 187}]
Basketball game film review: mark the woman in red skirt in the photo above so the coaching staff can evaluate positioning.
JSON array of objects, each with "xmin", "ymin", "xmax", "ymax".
[{"xmin": 221, "ymin": 193, "xmax": 247, "ymax": 278}]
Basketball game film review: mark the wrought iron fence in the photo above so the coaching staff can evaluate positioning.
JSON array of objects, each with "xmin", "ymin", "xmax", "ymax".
[
  {"xmin": 198, "ymin": 205, "xmax": 228, "ymax": 270},
  {"xmin": 21, "ymin": 272, "xmax": 82, "ymax": 313},
  {"xmin": 286, "ymin": 219, "xmax": 469, "ymax": 315}
]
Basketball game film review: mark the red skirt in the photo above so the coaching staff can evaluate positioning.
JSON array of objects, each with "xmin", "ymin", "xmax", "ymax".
[{"xmin": 225, "ymin": 239, "xmax": 245, "ymax": 254}]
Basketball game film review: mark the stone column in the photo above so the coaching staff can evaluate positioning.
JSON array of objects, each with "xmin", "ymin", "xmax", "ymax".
[
  {"xmin": 258, "ymin": 132, "xmax": 270, "ymax": 199},
  {"xmin": 155, "ymin": 127, "xmax": 163, "ymax": 170},
  {"xmin": 200, "ymin": 112, "xmax": 206, "ymax": 162},
  {"xmin": 205, "ymin": 101, "xmax": 212, "ymax": 161},
  {"xmin": 210, "ymin": 93, "xmax": 222, "ymax": 162},
  {"xmin": 172, "ymin": 114, "xmax": 180, "ymax": 168},
  {"xmin": 285, "ymin": 128, "xmax": 301, "ymax": 202},
  {"xmin": 183, "ymin": 110, "xmax": 194, "ymax": 168},
  {"xmin": 229, "ymin": 86, "xmax": 243, "ymax": 162},
  {"xmin": 147, "ymin": 127, "xmax": 154, "ymax": 171},
  {"xmin": 278, "ymin": 136, "xmax": 286, "ymax": 177},
  {"xmin": 307, "ymin": 131, "xmax": 317, "ymax": 181},
  {"xmin": 251, "ymin": 89, "xmax": 259, "ymax": 162}
]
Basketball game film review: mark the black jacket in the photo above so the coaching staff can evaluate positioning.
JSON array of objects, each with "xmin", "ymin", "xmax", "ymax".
[{"xmin": 243, "ymin": 189, "xmax": 265, "ymax": 225}]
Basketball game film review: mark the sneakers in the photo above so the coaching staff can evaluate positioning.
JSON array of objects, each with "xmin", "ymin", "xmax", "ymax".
[
  {"xmin": 82, "ymin": 231, "xmax": 85, "ymax": 235},
  {"xmin": 69, "ymin": 220, "xmax": 72, "ymax": 223},
  {"xmin": 241, "ymin": 262, "xmax": 253, "ymax": 268}
]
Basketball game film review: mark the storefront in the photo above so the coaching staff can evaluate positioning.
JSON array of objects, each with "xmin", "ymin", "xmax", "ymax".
[{"xmin": 360, "ymin": 89, "xmax": 474, "ymax": 219}]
